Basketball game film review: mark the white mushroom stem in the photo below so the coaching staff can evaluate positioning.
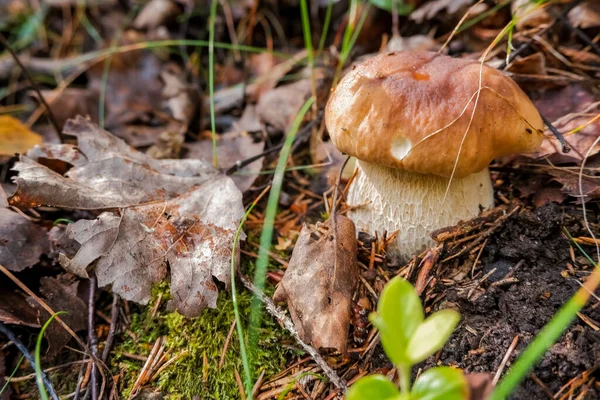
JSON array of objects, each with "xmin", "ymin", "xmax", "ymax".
[{"xmin": 346, "ymin": 160, "xmax": 495, "ymax": 262}]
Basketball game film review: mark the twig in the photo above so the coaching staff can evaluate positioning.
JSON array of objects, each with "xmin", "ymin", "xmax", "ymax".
[
  {"xmin": 552, "ymin": 5, "xmax": 600, "ymax": 57},
  {"xmin": 239, "ymin": 275, "xmax": 348, "ymax": 392},
  {"xmin": 0, "ymin": 32, "xmax": 64, "ymax": 142},
  {"xmin": 493, "ymin": 335, "xmax": 520, "ymax": 385},
  {"xmin": 0, "ymin": 322, "xmax": 60, "ymax": 400},
  {"xmin": 102, "ymin": 294, "xmax": 120, "ymax": 363},
  {"xmin": 87, "ymin": 275, "xmax": 99, "ymax": 400},
  {"xmin": 226, "ymin": 117, "xmax": 320, "ymax": 176},
  {"xmin": 541, "ymin": 114, "xmax": 571, "ymax": 153}
]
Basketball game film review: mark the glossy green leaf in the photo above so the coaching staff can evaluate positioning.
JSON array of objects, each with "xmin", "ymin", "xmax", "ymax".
[
  {"xmin": 346, "ymin": 375, "xmax": 401, "ymax": 400},
  {"xmin": 411, "ymin": 367, "xmax": 469, "ymax": 400},
  {"xmin": 369, "ymin": 0, "xmax": 413, "ymax": 14},
  {"xmin": 405, "ymin": 309, "xmax": 460, "ymax": 364},
  {"xmin": 370, "ymin": 277, "xmax": 423, "ymax": 365}
]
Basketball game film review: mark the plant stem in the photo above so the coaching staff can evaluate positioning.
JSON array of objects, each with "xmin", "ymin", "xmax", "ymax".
[
  {"xmin": 208, "ymin": 0, "xmax": 219, "ymax": 168},
  {"xmin": 398, "ymin": 363, "xmax": 411, "ymax": 396}
]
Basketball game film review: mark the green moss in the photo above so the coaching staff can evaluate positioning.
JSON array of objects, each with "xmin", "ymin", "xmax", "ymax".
[{"xmin": 112, "ymin": 281, "xmax": 293, "ymax": 399}]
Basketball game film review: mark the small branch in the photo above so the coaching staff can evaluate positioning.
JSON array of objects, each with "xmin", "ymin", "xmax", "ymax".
[
  {"xmin": 541, "ymin": 113, "xmax": 571, "ymax": 153},
  {"xmin": 239, "ymin": 275, "xmax": 348, "ymax": 392},
  {"xmin": 101, "ymin": 294, "xmax": 120, "ymax": 363},
  {"xmin": 0, "ymin": 322, "xmax": 60, "ymax": 400},
  {"xmin": 88, "ymin": 275, "xmax": 99, "ymax": 400},
  {"xmin": 226, "ymin": 117, "xmax": 320, "ymax": 176},
  {"xmin": 0, "ymin": 32, "xmax": 64, "ymax": 143}
]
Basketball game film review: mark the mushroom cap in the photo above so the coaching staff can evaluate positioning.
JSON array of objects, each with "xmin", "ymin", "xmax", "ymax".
[{"xmin": 325, "ymin": 51, "xmax": 545, "ymax": 178}]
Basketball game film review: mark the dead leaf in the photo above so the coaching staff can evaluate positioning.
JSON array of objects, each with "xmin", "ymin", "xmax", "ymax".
[
  {"xmin": 507, "ymin": 53, "xmax": 546, "ymax": 76},
  {"xmin": 160, "ymin": 63, "xmax": 201, "ymax": 129},
  {"xmin": 410, "ymin": 0, "xmax": 474, "ymax": 24},
  {"xmin": 532, "ymin": 84, "xmax": 600, "ymax": 164},
  {"xmin": 0, "ymin": 115, "xmax": 43, "ymax": 157},
  {"xmin": 133, "ymin": 0, "xmax": 179, "ymax": 30},
  {"xmin": 27, "ymin": 275, "xmax": 87, "ymax": 357},
  {"xmin": 184, "ymin": 130, "xmax": 265, "ymax": 192},
  {"xmin": 257, "ymin": 79, "xmax": 312, "ymax": 133},
  {"xmin": 0, "ymin": 208, "xmax": 49, "ymax": 272},
  {"xmin": 386, "ymin": 34, "xmax": 441, "ymax": 53},
  {"xmin": 273, "ymin": 216, "xmax": 358, "ymax": 355},
  {"xmin": 33, "ymin": 88, "xmax": 100, "ymax": 130},
  {"xmin": 147, "ymin": 130, "xmax": 185, "ymax": 159},
  {"xmin": 568, "ymin": 1, "xmax": 600, "ymax": 29},
  {"xmin": 512, "ymin": 0, "xmax": 551, "ymax": 30},
  {"xmin": 546, "ymin": 168, "xmax": 600, "ymax": 201},
  {"xmin": 0, "ymin": 290, "xmax": 40, "ymax": 328},
  {"xmin": 10, "ymin": 117, "xmax": 244, "ymax": 317},
  {"xmin": 465, "ymin": 373, "xmax": 494, "ymax": 400}
]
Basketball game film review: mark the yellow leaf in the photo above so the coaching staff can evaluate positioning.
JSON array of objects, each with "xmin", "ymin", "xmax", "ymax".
[{"xmin": 0, "ymin": 115, "xmax": 42, "ymax": 156}]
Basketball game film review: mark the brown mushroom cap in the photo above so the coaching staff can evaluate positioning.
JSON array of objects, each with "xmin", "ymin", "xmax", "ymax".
[{"xmin": 325, "ymin": 51, "xmax": 545, "ymax": 178}]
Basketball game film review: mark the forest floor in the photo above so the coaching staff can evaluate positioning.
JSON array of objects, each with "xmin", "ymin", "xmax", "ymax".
[{"xmin": 1, "ymin": 0, "xmax": 600, "ymax": 399}]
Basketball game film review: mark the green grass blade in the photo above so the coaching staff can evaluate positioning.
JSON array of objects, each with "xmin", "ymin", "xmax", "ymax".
[
  {"xmin": 247, "ymin": 96, "xmax": 315, "ymax": 369},
  {"xmin": 35, "ymin": 311, "xmax": 67, "ymax": 400},
  {"xmin": 0, "ymin": 355, "xmax": 24, "ymax": 395},
  {"xmin": 318, "ymin": 0, "xmax": 334, "ymax": 53},
  {"xmin": 231, "ymin": 193, "xmax": 268, "ymax": 396},
  {"xmin": 300, "ymin": 0, "xmax": 314, "ymax": 68},
  {"xmin": 208, "ymin": 0, "xmax": 219, "ymax": 168}
]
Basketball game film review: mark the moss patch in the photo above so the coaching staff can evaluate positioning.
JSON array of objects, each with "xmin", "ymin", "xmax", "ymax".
[{"xmin": 112, "ymin": 282, "xmax": 293, "ymax": 399}]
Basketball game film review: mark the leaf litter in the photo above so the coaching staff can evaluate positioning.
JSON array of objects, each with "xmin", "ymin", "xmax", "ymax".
[{"xmin": 10, "ymin": 116, "xmax": 244, "ymax": 317}]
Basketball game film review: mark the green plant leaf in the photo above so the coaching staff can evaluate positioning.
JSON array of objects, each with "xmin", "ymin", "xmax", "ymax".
[
  {"xmin": 346, "ymin": 375, "xmax": 402, "ymax": 400},
  {"xmin": 405, "ymin": 309, "xmax": 460, "ymax": 364},
  {"xmin": 368, "ymin": 0, "xmax": 413, "ymax": 14},
  {"xmin": 370, "ymin": 277, "xmax": 423, "ymax": 365},
  {"xmin": 411, "ymin": 367, "xmax": 469, "ymax": 400}
]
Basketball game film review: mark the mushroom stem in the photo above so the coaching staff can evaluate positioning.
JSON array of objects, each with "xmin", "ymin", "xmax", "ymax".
[{"xmin": 346, "ymin": 160, "xmax": 495, "ymax": 262}]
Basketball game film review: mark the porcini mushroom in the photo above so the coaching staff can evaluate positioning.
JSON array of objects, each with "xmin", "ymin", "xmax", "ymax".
[{"xmin": 325, "ymin": 51, "xmax": 545, "ymax": 261}]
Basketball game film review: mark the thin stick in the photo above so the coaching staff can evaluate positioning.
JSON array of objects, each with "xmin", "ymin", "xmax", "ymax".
[
  {"xmin": 226, "ymin": 118, "xmax": 319, "ymax": 176},
  {"xmin": 0, "ymin": 322, "xmax": 60, "ymax": 400},
  {"xmin": 493, "ymin": 335, "xmax": 520, "ymax": 386},
  {"xmin": 101, "ymin": 294, "xmax": 119, "ymax": 363},
  {"xmin": 541, "ymin": 114, "xmax": 571, "ymax": 153},
  {"xmin": 88, "ymin": 276, "xmax": 99, "ymax": 400},
  {"xmin": 240, "ymin": 275, "xmax": 347, "ymax": 392},
  {"xmin": 0, "ymin": 32, "xmax": 63, "ymax": 142}
]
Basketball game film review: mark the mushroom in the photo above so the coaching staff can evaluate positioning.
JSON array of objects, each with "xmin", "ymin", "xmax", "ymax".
[{"xmin": 325, "ymin": 51, "xmax": 544, "ymax": 261}]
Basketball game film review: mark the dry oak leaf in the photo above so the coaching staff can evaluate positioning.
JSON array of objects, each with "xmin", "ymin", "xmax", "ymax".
[
  {"xmin": 273, "ymin": 215, "xmax": 358, "ymax": 355},
  {"xmin": 0, "ymin": 208, "xmax": 49, "ymax": 272},
  {"xmin": 0, "ymin": 115, "xmax": 42, "ymax": 157},
  {"xmin": 10, "ymin": 117, "xmax": 244, "ymax": 317}
]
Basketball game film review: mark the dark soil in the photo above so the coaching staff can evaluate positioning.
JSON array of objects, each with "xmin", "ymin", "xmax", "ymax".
[{"xmin": 423, "ymin": 203, "xmax": 600, "ymax": 399}]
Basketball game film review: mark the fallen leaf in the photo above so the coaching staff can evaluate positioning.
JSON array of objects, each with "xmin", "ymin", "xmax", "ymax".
[
  {"xmin": 257, "ymin": 79, "xmax": 313, "ymax": 133},
  {"xmin": 512, "ymin": 0, "xmax": 551, "ymax": 30},
  {"xmin": 533, "ymin": 84, "xmax": 600, "ymax": 164},
  {"xmin": 133, "ymin": 0, "xmax": 179, "ymax": 30},
  {"xmin": 568, "ymin": 1, "xmax": 600, "ymax": 29},
  {"xmin": 0, "ymin": 290, "xmax": 40, "ymax": 328},
  {"xmin": 465, "ymin": 373, "xmax": 494, "ymax": 400},
  {"xmin": 147, "ymin": 130, "xmax": 185, "ymax": 159},
  {"xmin": 184, "ymin": 130, "xmax": 265, "ymax": 193},
  {"xmin": 410, "ymin": 0, "xmax": 474, "ymax": 24},
  {"xmin": 33, "ymin": 88, "xmax": 100, "ymax": 130},
  {"xmin": 27, "ymin": 275, "xmax": 87, "ymax": 357},
  {"xmin": 273, "ymin": 216, "xmax": 358, "ymax": 354},
  {"xmin": 160, "ymin": 63, "xmax": 201, "ymax": 129},
  {"xmin": 10, "ymin": 117, "xmax": 244, "ymax": 317},
  {"xmin": 0, "ymin": 115, "xmax": 43, "ymax": 157},
  {"xmin": 546, "ymin": 168, "xmax": 600, "ymax": 202},
  {"xmin": 0, "ymin": 208, "xmax": 49, "ymax": 272}
]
